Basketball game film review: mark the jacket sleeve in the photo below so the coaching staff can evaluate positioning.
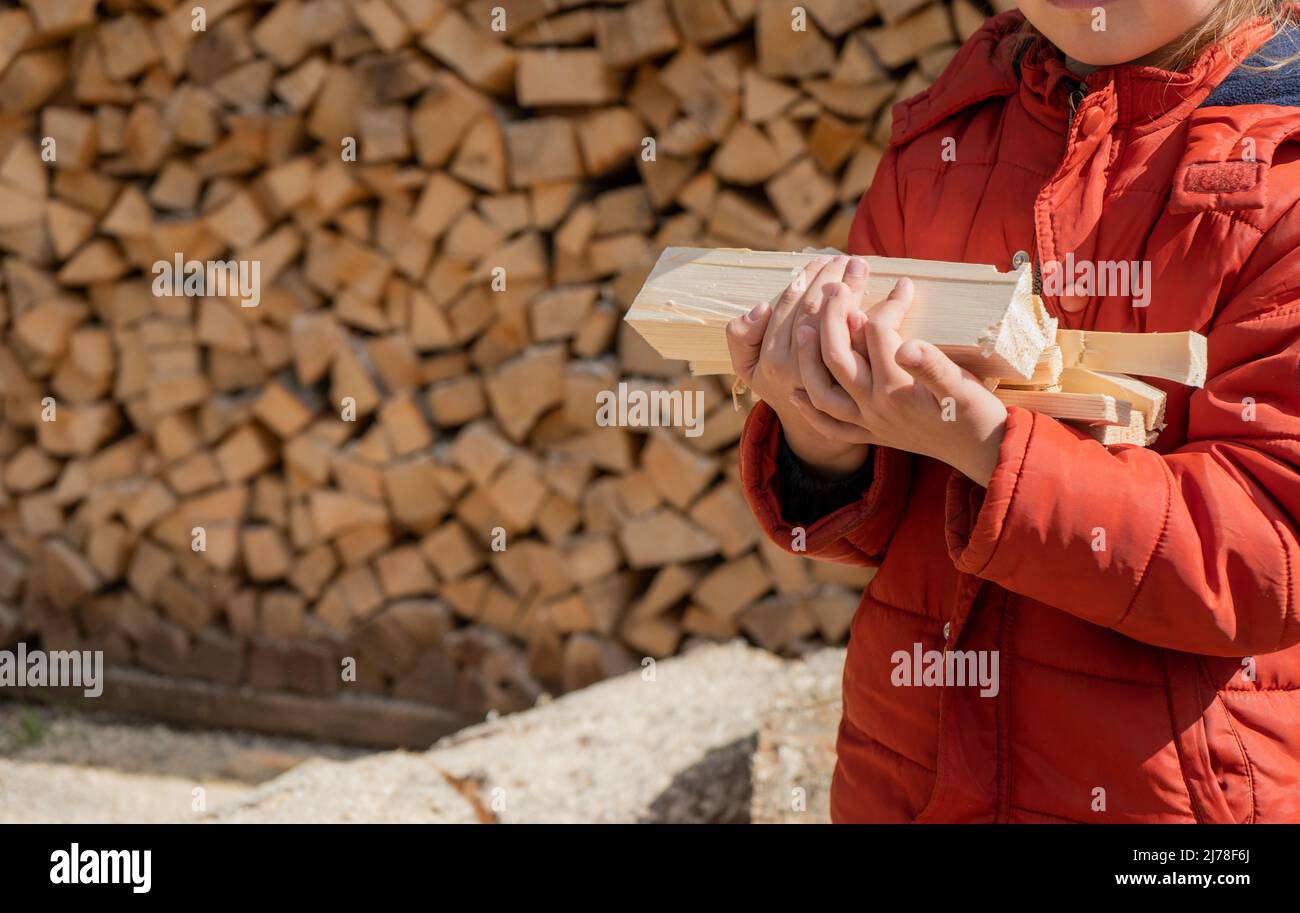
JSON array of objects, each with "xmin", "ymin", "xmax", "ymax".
[
  {"xmin": 945, "ymin": 212, "xmax": 1300, "ymax": 657},
  {"xmin": 740, "ymin": 402, "xmax": 913, "ymax": 566},
  {"xmin": 738, "ymin": 148, "xmax": 915, "ymax": 567}
]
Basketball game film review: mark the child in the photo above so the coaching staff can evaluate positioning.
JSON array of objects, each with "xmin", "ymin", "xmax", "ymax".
[{"xmin": 726, "ymin": 0, "xmax": 1300, "ymax": 823}]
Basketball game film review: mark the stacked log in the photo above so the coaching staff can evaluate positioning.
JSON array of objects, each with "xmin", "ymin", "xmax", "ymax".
[{"xmin": 0, "ymin": 0, "xmax": 1007, "ymax": 730}]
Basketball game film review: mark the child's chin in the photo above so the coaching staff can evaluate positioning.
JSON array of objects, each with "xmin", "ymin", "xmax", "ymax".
[
  {"xmin": 1062, "ymin": 47, "xmax": 1149, "ymax": 67},
  {"xmin": 1037, "ymin": 27, "xmax": 1155, "ymax": 68}
]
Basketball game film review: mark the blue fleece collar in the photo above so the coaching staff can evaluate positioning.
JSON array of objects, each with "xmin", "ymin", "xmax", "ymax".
[{"xmin": 1201, "ymin": 27, "xmax": 1300, "ymax": 108}]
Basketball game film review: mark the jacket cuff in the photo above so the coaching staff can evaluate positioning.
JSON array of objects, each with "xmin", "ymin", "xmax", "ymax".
[{"xmin": 740, "ymin": 401, "xmax": 902, "ymax": 556}]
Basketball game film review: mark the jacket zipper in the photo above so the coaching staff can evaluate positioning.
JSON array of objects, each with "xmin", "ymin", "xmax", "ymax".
[
  {"xmin": 1000, "ymin": 79, "xmax": 1091, "ymax": 821},
  {"xmin": 1066, "ymin": 80, "xmax": 1089, "ymax": 129},
  {"xmin": 1028, "ymin": 79, "xmax": 1091, "ymax": 296}
]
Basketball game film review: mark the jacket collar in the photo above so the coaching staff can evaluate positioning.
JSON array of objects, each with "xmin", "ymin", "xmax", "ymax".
[
  {"xmin": 1202, "ymin": 26, "xmax": 1300, "ymax": 107},
  {"xmin": 890, "ymin": 10, "xmax": 1278, "ymax": 147}
]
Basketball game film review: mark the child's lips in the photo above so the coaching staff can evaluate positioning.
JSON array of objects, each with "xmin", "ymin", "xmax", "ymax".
[{"xmin": 1047, "ymin": 0, "xmax": 1118, "ymax": 9}]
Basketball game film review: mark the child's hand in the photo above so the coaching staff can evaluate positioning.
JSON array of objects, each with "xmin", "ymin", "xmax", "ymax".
[
  {"xmin": 726, "ymin": 255, "xmax": 871, "ymax": 478},
  {"xmin": 792, "ymin": 274, "xmax": 1009, "ymax": 488}
]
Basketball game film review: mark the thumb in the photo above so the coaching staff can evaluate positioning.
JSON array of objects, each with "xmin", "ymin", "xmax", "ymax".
[
  {"xmin": 895, "ymin": 339, "xmax": 967, "ymax": 401},
  {"xmin": 726, "ymin": 302, "xmax": 771, "ymax": 384}
]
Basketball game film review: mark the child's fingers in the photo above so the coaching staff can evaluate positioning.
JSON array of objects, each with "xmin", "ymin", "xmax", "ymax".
[
  {"xmin": 806, "ymin": 255, "xmax": 850, "ymax": 313},
  {"xmin": 790, "ymin": 256, "xmax": 850, "ymax": 353},
  {"xmin": 795, "ymin": 325, "xmax": 862, "ymax": 421},
  {"xmin": 766, "ymin": 256, "xmax": 831, "ymax": 360},
  {"xmin": 847, "ymin": 310, "xmax": 871, "ymax": 360},
  {"xmin": 789, "ymin": 390, "xmax": 875, "ymax": 445},
  {"xmin": 840, "ymin": 258, "xmax": 872, "ymax": 364},
  {"xmin": 864, "ymin": 277, "xmax": 915, "ymax": 395},
  {"xmin": 725, "ymin": 302, "xmax": 772, "ymax": 384},
  {"xmin": 820, "ymin": 284, "xmax": 870, "ymax": 393},
  {"xmin": 842, "ymin": 256, "xmax": 870, "ymax": 298},
  {"xmin": 895, "ymin": 339, "xmax": 976, "ymax": 407}
]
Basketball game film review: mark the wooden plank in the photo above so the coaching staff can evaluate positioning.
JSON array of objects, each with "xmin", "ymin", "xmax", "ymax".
[
  {"xmin": 1057, "ymin": 329, "xmax": 1208, "ymax": 387},
  {"xmin": 1058, "ymin": 368, "xmax": 1168, "ymax": 431},
  {"xmin": 1082, "ymin": 408, "xmax": 1150, "ymax": 448},
  {"xmin": 625, "ymin": 248, "xmax": 1055, "ymax": 381},
  {"xmin": 994, "ymin": 389, "xmax": 1131, "ymax": 426}
]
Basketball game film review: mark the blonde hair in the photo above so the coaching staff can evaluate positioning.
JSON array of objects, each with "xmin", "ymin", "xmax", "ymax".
[
  {"xmin": 1014, "ymin": 0, "xmax": 1300, "ymax": 72},
  {"xmin": 1160, "ymin": 0, "xmax": 1299, "ymax": 70}
]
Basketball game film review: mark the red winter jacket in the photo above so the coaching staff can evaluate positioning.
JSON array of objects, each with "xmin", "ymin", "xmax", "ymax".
[{"xmin": 740, "ymin": 12, "xmax": 1300, "ymax": 823}]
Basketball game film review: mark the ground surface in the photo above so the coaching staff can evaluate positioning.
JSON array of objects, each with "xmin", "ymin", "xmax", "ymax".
[
  {"xmin": 0, "ymin": 703, "xmax": 365, "ymax": 823},
  {"xmin": 0, "ymin": 641, "xmax": 844, "ymax": 824}
]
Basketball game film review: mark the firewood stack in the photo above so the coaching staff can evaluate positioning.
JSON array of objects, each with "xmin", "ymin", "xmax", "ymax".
[{"xmin": 0, "ymin": 0, "xmax": 1008, "ymax": 731}]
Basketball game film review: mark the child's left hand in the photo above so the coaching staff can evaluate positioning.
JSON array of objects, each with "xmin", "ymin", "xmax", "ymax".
[{"xmin": 791, "ymin": 272, "xmax": 1009, "ymax": 488}]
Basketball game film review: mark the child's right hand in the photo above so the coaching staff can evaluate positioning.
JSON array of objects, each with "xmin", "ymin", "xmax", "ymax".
[{"xmin": 726, "ymin": 255, "xmax": 872, "ymax": 479}]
